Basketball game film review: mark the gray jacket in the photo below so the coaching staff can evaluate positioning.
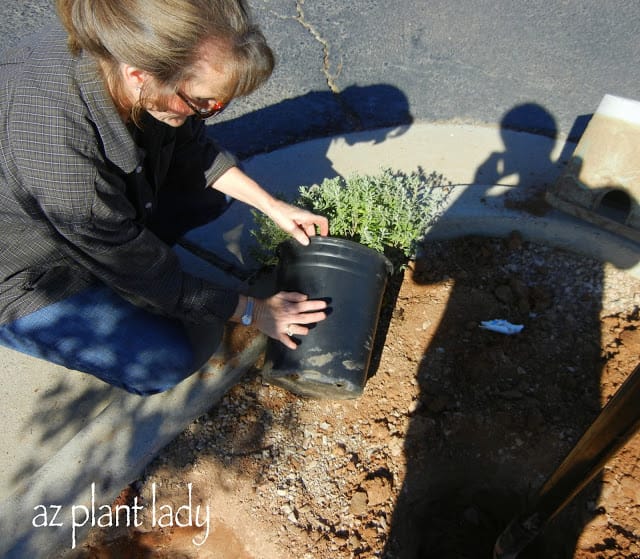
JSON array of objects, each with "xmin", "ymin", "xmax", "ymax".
[{"xmin": 0, "ymin": 24, "xmax": 240, "ymax": 325}]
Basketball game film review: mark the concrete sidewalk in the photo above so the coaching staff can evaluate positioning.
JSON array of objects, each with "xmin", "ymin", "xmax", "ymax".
[{"xmin": 0, "ymin": 122, "xmax": 639, "ymax": 559}]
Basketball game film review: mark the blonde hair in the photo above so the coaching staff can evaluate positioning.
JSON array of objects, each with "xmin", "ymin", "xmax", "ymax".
[{"xmin": 56, "ymin": 0, "xmax": 274, "ymax": 122}]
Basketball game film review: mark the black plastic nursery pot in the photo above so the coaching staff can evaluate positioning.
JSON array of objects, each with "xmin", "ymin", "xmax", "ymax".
[{"xmin": 262, "ymin": 236, "xmax": 393, "ymax": 399}]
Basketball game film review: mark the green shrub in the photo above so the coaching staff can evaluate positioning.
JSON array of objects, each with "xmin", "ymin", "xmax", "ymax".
[{"xmin": 250, "ymin": 167, "xmax": 452, "ymax": 269}]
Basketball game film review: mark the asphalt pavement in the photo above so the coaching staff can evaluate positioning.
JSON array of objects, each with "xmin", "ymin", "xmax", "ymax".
[{"xmin": 2, "ymin": 1, "xmax": 640, "ymax": 146}]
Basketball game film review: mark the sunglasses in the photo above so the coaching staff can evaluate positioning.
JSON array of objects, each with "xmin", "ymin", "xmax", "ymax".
[{"xmin": 176, "ymin": 90, "xmax": 227, "ymax": 119}]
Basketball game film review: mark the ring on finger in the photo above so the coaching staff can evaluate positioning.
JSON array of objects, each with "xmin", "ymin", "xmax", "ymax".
[{"xmin": 285, "ymin": 324, "xmax": 293, "ymax": 337}]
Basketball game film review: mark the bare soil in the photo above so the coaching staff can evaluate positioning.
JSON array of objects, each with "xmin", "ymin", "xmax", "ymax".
[{"xmin": 74, "ymin": 234, "xmax": 640, "ymax": 559}]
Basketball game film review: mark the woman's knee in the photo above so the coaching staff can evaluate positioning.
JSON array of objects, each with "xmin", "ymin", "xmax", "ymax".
[
  {"xmin": 94, "ymin": 322, "xmax": 225, "ymax": 396},
  {"xmin": 79, "ymin": 339, "xmax": 199, "ymax": 395}
]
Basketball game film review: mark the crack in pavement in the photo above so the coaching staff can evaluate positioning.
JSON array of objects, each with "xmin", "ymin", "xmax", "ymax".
[
  {"xmin": 294, "ymin": 0, "xmax": 341, "ymax": 94},
  {"xmin": 255, "ymin": 0, "xmax": 361, "ymax": 130},
  {"xmin": 294, "ymin": 0, "xmax": 363, "ymax": 129}
]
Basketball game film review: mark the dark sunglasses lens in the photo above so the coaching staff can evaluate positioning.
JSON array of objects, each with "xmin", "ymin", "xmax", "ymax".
[{"xmin": 200, "ymin": 106, "xmax": 226, "ymax": 119}]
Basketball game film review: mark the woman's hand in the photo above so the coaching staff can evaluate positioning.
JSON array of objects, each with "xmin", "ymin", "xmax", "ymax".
[
  {"xmin": 210, "ymin": 167, "xmax": 329, "ymax": 245},
  {"xmin": 266, "ymin": 199, "xmax": 329, "ymax": 246},
  {"xmin": 254, "ymin": 291, "xmax": 328, "ymax": 350}
]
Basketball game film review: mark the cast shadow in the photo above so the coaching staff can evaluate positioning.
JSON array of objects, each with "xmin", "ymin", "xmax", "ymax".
[
  {"xmin": 476, "ymin": 105, "xmax": 591, "ymax": 198},
  {"xmin": 211, "ymin": 83, "xmax": 415, "ymax": 161},
  {"xmin": 383, "ymin": 103, "xmax": 638, "ymax": 558}
]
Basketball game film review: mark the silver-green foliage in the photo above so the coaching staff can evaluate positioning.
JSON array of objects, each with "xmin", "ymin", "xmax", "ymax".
[{"xmin": 250, "ymin": 167, "xmax": 451, "ymax": 267}]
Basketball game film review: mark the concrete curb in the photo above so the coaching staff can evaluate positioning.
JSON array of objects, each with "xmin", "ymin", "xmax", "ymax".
[
  {"xmin": 0, "ymin": 333, "xmax": 266, "ymax": 559},
  {"xmin": 190, "ymin": 122, "xmax": 640, "ymax": 276},
  {"xmin": 423, "ymin": 183, "xmax": 640, "ymax": 276}
]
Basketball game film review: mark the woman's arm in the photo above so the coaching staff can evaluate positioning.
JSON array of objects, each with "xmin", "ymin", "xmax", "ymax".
[{"xmin": 211, "ymin": 166, "xmax": 329, "ymax": 245}]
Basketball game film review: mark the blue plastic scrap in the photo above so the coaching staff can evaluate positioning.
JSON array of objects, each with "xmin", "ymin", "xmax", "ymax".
[{"xmin": 479, "ymin": 319, "xmax": 524, "ymax": 335}]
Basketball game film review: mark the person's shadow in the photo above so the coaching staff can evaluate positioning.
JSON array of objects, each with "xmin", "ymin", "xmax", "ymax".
[
  {"xmin": 212, "ymin": 82, "xmax": 415, "ymax": 162},
  {"xmin": 475, "ymin": 104, "xmax": 560, "ymax": 194},
  {"xmin": 382, "ymin": 104, "xmax": 638, "ymax": 558},
  {"xmin": 473, "ymin": 104, "xmax": 592, "ymax": 216}
]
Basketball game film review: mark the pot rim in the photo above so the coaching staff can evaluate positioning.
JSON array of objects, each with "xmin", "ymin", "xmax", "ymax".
[{"xmin": 279, "ymin": 235, "xmax": 394, "ymax": 274}]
